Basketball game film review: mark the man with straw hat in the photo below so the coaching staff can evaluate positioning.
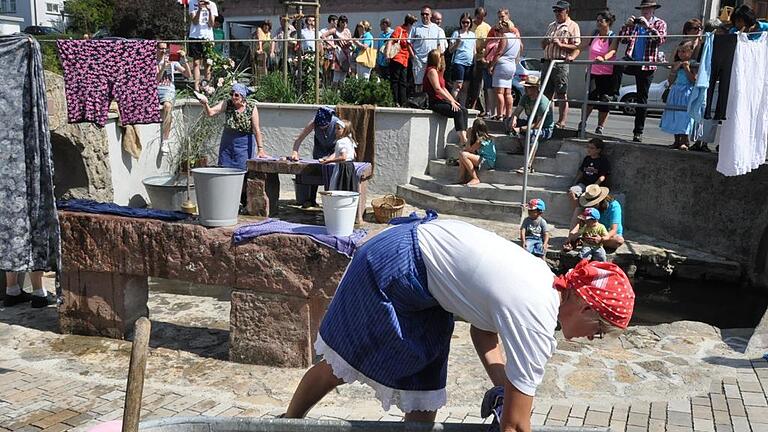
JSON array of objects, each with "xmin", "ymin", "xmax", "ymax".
[
  {"xmin": 618, "ymin": 0, "xmax": 668, "ymax": 143},
  {"xmin": 570, "ymin": 184, "xmax": 626, "ymax": 251},
  {"xmin": 285, "ymin": 211, "xmax": 635, "ymax": 427}
]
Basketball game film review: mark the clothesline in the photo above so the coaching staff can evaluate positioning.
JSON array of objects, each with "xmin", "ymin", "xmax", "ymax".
[{"xmin": 33, "ymin": 32, "xmax": 768, "ymax": 44}]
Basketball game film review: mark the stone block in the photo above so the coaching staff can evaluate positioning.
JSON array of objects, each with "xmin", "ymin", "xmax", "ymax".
[
  {"xmin": 246, "ymin": 177, "xmax": 269, "ymax": 217},
  {"xmin": 59, "ymin": 270, "xmax": 148, "ymax": 339},
  {"xmin": 229, "ymin": 290, "xmax": 312, "ymax": 367},
  {"xmin": 233, "ymin": 234, "xmax": 349, "ymax": 297}
]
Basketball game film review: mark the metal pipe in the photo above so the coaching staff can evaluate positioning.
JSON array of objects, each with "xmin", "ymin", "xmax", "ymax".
[
  {"xmin": 579, "ymin": 62, "xmax": 590, "ymax": 139},
  {"xmin": 522, "ymin": 59, "xmax": 558, "ymax": 208},
  {"xmin": 565, "ymin": 100, "xmax": 687, "ymax": 111}
]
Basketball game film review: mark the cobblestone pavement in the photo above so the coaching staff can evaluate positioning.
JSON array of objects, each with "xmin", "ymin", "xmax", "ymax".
[
  {"xmin": 1, "ymin": 202, "xmax": 765, "ymax": 432},
  {"xmin": 1, "ymin": 287, "xmax": 767, "ymax": 432}
]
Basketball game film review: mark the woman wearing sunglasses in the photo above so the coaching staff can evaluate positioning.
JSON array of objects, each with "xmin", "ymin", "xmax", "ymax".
[
  {"xmin": 448, "ymin": 13, "xmax": 476, "ymax": 99},
  {"xmin": 199, "ymin": 83, "xmax": 268, "ymax": 170}
]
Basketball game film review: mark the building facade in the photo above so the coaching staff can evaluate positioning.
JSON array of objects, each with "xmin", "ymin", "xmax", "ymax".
[{"xmin": 0, "ymin": 0, "xmax": 64, "ymax": 29}]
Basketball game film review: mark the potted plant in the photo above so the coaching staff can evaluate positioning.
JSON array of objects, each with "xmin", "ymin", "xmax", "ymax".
[{"xmin": 143, "ymin": 53, "xmax": 247, "ymax": 211}]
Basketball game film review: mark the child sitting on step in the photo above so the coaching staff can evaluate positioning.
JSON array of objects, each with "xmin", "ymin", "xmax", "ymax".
[
  {"xmin": 577, "ymin": 207, "xmax": 608, "ymax": 262},
  {"xmin": 519, "ymin": 199, "xmax": 550, "ymax": 259},
  {"xmin": 457, "ymin": 118, "xmax": 496, "ymax": 186}
]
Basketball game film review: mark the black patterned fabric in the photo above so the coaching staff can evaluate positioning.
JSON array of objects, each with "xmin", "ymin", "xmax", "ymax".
[{"xmin": 0, "ymin": 34, "xmax": 61, "ymax": 272}]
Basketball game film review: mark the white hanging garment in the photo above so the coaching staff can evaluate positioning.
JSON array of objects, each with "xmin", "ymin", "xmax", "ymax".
[{"xmin": 716, "ymin": 32, "xmax": 768, "ymax": 176}]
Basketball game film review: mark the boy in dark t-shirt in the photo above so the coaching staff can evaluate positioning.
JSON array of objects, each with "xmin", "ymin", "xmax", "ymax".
[{"xmin": 568, "ymin": 138, "xmax": 611, "ymax": 204}]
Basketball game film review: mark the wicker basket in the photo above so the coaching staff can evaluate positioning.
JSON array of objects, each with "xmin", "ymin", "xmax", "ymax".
[{"xmin": 371, "ymin": 194, "xmax": 406, "ymax": 224}]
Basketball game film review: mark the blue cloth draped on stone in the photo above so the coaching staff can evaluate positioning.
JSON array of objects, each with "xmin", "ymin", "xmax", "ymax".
[
  {"xmin": 232, "ymin": 218, "xmax": 367, "ymax": 257},
  {"xmin": 57, "ymin": 200, "xmax": 191, "ymax": 221},
  {"xmin": 315, "ymin": 210, "xmax": 455, "ymax": 413},
  {"xmin": 0, "ymin": 34, "xmax": 61, "ymax": 272}
]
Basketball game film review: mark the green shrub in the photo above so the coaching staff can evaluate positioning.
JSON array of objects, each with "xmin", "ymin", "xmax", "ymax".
[
  {"xmin": 319, "ymin": 88, "xmax": 342, "ymax": 106},
  {"xmin": 253, "ymin": 72, "xmax": 302, "ymax": 104},
  {"xmin": 338, "ymin": 77, "xmax": 394, "ymax": 107},
  {"xmin": 35, "ymin": 35, "xmax": 69, "ymax": 75}
]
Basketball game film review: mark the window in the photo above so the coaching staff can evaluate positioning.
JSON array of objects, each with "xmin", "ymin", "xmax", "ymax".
[
  {"xmin": 1, "ymin": 0, "xmax": 18, "ymax": 13},
  {"xmin": 46, "ymin": 3, "xmax": 59, "ymax": 13}
]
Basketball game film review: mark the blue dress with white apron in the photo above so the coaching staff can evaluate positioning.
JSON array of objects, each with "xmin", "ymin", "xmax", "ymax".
[{"xmin": 316, "ymin": 210, "xmax": 455, "ymax": 413}]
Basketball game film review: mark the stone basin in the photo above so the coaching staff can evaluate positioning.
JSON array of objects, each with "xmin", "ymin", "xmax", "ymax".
[{"xmin": 139, "ymin": 417, "xmax": 609, "ymax": 432}]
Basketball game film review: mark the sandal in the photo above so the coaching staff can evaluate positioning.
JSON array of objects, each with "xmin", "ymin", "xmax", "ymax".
[
  {"xmin": 514, "ymin": 166, "xmax": 534, "ymax": 174},
  {"xmin": 554, "ymin": 122, "xmax": 567, "ymax": 129}
]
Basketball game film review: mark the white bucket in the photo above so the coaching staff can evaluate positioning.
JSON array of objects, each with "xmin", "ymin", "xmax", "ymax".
[
  {"xmin": 320, "ymin": 191, "xmax": 360, "ymax": 237},
  {"xmin": 191, "ymin": 167, "xmax": 246, "ymax": 227}
]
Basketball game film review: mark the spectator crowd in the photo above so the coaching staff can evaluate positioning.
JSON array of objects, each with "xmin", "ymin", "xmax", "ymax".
[{"xmin": 174, "ymin": 0, "xmax": 767, "ymax": 150}]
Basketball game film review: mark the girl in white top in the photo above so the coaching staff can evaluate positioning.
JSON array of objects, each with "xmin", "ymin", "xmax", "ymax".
[{"xmin": 319, "ymin": 119, "xmax": 357, "ymax": 163}]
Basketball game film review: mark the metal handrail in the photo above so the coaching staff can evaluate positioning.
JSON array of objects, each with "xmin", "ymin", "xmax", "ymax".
[
  {"xmin": 521, "ymin": 59, "xmax": 559, "ymax": 208},
  {"xmin": 520, "ymin": 55, "xmax": 684, "ymax": 212}
]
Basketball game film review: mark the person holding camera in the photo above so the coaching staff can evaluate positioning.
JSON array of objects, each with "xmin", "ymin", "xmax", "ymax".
[
  {"xmin": 157, "ymin": 43, "xmax": 192, "ymax": 145},
  {"xmin": 618, "ymin": 0, "xmax": 667, "ymax": 143},
  {"xmin": 188, "ymin": 0, "xmax": 219, "ymax": 92}
]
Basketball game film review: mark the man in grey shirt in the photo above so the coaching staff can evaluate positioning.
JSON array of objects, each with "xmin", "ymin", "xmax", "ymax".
[{"xmin": 409, "ymin": 5, "xmax": 443, "ymax": 91}]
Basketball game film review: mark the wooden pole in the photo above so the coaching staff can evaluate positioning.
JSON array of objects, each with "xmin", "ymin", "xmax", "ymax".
[
  {"xmin": 121, "ymin": 317, "xmax": 151, "ymax": 432},
  {"xmin": 282, "ymin": 12, "xmax": 289, "ymax": 86}
]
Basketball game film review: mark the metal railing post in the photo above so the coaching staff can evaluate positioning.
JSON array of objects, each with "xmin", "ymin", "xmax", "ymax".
[
  {"xmin": 579, "ymin": 62, "xmax": 590, "ymax": 139},
  {"xmin": 522, "ymin": 59, "xmax": 558, "ymax": 208}
]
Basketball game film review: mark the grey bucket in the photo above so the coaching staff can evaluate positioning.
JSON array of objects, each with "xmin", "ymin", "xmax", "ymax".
[
  {"xmin": 139, "ymin": 417, "xmax": 611, "ymax": 432},
  {"xmin": 191, "ymin": 167, "xmax": 246, "ymax": 227},
  {"xmin": 142, "ymin": 175, "xmax": 196, "ymax": 212}
]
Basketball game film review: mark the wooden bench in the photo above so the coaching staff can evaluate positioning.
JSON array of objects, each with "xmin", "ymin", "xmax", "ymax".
[{"xmin": 246, "ymin": 159, "xmax": 372, "ymax": 224}]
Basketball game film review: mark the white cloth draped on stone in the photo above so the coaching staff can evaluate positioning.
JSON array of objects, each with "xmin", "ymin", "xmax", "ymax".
[{"xmin": 0, "ymin": 34, "xmax": 61, "ymax": 271}]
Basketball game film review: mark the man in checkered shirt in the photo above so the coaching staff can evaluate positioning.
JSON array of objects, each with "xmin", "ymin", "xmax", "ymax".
[{"xmin": 618, "ymin": 0, "xmax": 668, "ymax": 143}]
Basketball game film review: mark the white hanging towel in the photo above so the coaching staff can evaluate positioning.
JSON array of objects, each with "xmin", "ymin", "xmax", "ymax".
[{"xmin": 716, "ymin": 32, "xmax": 768, "ymax": 176}]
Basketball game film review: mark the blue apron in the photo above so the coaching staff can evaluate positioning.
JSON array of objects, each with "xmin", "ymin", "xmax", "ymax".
[
  {"xmin": 318, "ymin": 211, "xmax": 455, "ymax": 406},
  {"xmin": 218, "ymin": 128, "xmax": 254, "ymax": 170}
]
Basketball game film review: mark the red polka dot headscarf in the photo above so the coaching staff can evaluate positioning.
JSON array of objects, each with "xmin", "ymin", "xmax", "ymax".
[{"xmin": 553, "ymin": 259, "xmax": 635, "ymax": 329}]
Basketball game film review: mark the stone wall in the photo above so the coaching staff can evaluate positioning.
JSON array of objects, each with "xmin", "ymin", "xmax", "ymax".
[
  {"xmin": 589, "ymin": 141, "xmax": 768, "ymax": 287},
  {"xmin": 58, "ymin": 212, "xmax": 350, "ymax": 367},
  {"xmin": 45, "ymin": 71, "xmax": 114, "ymax": 202},
  {"xmin": 177, "ymin": 101, "xmax": 469, "ymax": 195}
]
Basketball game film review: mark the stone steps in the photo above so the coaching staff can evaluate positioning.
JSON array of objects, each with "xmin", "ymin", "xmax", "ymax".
[
  {"xmin": 482, "ymin": 134, "xmax": 564, "ymax": 157},
  {"xmin": 484, "ymin": 119, "xmax": 580, "ymax": 140},
  {"xmin": 445, "ymin": 143, "xmax": 583, "ymax": 174},
  {"xmin": 396, "ymin": 183, "xmax": 523, "ymax": 223},
  {"xmin": 406, "ymin": 175, "xmax": 574, "ymax": 224},
  {"xmin": 398, "ymin": 138, "xmax": 589, "ymax": 224},
  {"xmin": 427, "ymin": 160, "xmax": 573, "ymax": 189}
]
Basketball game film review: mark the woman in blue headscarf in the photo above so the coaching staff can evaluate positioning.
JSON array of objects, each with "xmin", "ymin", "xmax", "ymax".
[
  {"xmin": 290, "ymin": 106, "xmax": 341, "ymax": 207},
  {"xmin": 201, "ymin": 83, "xmax": 268, "ymax": 169}
]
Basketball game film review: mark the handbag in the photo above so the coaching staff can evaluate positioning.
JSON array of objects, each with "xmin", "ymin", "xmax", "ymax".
[
  {"xmin": 384, "ymin": 40, "xmax": 401, "ymax": 60},
  {"xmin": 356, "ymin": 47, "xmax": 377, "ymax": 69},
  {"xmin": 407, "ymin": 92, "xmax": 429, "ymax": 110}
]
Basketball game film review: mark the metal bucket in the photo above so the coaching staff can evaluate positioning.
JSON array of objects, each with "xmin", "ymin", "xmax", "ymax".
[
  {"xmin": 143, "ymin": 175, "xmax": 196, "ymax": 212},
  {"xmin": 140, "ymin": 417, "xmax": 610, "ymax": 432}
]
